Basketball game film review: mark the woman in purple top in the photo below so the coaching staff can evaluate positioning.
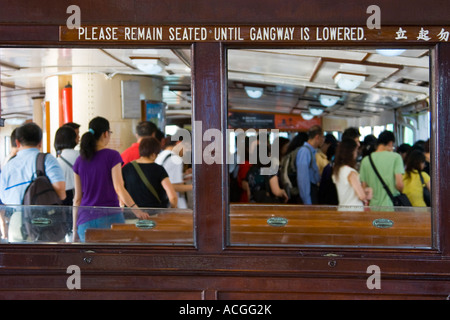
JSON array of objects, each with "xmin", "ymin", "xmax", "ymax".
[{"xmin": 73, "ymin": 116, "xmax": 150, "ymax": 242}]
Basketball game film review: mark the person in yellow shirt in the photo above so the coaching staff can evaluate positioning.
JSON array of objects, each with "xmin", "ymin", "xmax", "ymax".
[{"xmin": 402, "ymin": 149, "xmax": 431, "ymax": 207}]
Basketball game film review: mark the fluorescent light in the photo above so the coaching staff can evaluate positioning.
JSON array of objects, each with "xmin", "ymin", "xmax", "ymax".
[
  {"xmin": 376, "ymin": 49, "xmax": 406, "ymax": 57},
  {"xmin": 334, "ymin": 73, "xmax": 365, "ymax": 91},
  {"xmin": 309, "ymin": 106, "xmax": 324, "ymax": 116},
  {"xmin": 5, "ymin": 118, "xmax": 27, "ymax": 125},
  {"xmin": 244, "ymin": 86, "xmax": 264, "ymax": 99},
  {"xmin": 301, "ymin": 112, "xmax": 314, "ymax": 120},
  {"xmin": 131, "ymin": 58, "xmax": 165, "ymax": 74},
  {"xmin": 319, "ymin": 94, "xmax": 340, "ymax": 107}
]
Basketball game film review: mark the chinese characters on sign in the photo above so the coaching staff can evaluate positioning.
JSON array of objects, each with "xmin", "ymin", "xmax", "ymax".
[{"xmin": 395, "ymin": 27, "xmax": 449, "ymax": 41}]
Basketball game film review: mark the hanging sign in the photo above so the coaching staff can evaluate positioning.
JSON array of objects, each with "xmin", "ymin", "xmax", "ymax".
[
  {"xmin": 60, "ymin": 25, "xmax": 450, "ymax": 44},
  {"xmin": 228, "ymin": 111, "xmax": 322, "ymax": 130}
]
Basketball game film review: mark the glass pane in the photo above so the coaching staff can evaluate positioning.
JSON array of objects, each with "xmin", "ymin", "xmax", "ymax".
[
  {"xmin": 229, "ymin": 204, "xmax": 431, "ymax": 248},
  {"xmin": 0, "ymin": 205, "xmax": 193, "ymax": 245},
  {"xmin": 0, "ymin": 47, "xmax": 194, "ymax": 246},
  {"xmin": 404, "ymin": 126, "xmax": 415, "ymax": 145},
  {"xmin": 227, "ymin": 48, "xmax": 432, "ymax": 248}
]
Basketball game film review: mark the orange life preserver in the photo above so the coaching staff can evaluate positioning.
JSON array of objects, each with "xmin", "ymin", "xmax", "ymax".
[{"xmin": 61, "ymin": 82, "xmax": 73, "ymax": 125}]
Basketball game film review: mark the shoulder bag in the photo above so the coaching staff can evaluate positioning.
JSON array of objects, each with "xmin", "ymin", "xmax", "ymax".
[
  {"xmin": 131, "ymin": 161, "xmax": 161, "ymax": 204},
  {"xmin": 419, "ymin": 171, "xmax": 431, "ymax": 207},
  {"xmin": 368, "ymin": 154, "xmax": 412, "ymax": 207}
]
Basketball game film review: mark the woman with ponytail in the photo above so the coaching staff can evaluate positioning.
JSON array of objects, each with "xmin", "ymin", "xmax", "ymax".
[{"xmin": 72, "ymin": 116, "xmax": 149, "ymax": 242}]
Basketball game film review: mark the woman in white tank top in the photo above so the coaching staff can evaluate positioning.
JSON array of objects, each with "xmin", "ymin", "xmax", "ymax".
[{"xmin": 332, "ymin": 139, "xmax": 372, "ymax": 208}]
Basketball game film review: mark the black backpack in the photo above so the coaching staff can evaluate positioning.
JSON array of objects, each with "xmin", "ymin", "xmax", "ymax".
[
  {"xmin": 23, "ymin": 153, "xmax": 62, "ymax": 206},
  {"xmin": 21, "ymin": 153, "xmax": 69, "ymax": 242}
]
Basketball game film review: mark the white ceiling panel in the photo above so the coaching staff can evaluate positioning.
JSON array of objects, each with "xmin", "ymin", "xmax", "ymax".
[{"xmin": 1, "ymin": 47, "xmax": 430, "ymax": 122}]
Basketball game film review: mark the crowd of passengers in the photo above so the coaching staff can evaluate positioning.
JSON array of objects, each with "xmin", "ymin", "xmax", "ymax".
[
  {"xmin": 230, "ymin": 125, "xmax": 431, "ymax": 208},
  {"xmin": 0, "ymin": 118, "xmax": 192, "ymax": 241},
  {"xmin": 0, "ymin": 119, "xmax": 431, "ymax": 242}
]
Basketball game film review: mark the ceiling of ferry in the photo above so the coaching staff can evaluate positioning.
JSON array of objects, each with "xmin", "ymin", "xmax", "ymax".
[{"xmin": 0, "ymin": 47, "xmax": 430, "ymax": 125}]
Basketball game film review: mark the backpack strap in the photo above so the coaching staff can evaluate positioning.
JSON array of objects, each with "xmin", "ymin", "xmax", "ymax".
[
  {"xmin": 35, "ymin": 153, "xmax": 48, "ymax": 177},
  {"xmin": 131, "ymin": 161, "xmax": 161, "ymax": 203},
  {"xmin": 419, "ymin": 171, "xmax": 426, "ymax": 186},
  {"xmin": 299, "ymin": 145, "xmax": 315, "ymax": 169},
  {"xmin": 59, "ymin": 155, "xmax": 73, "ymax": 169}
]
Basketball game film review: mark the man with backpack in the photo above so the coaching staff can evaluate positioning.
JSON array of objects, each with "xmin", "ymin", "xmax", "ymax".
[
  {"xmin": 0, "ymin": 122, "xmax": 66, "ymax": 205},
  {"xmin": 0, "ymin": 123, "xmax": 66, "ymax": 241}
]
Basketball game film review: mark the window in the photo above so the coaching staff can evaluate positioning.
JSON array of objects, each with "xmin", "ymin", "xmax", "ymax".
[
  {"xmin": 227, "ymin": 48, "xmax": 432, "ymax": 249},
  {"xmin": 0, "ymin": 47, "xmax": 195, "ymax": 246}
]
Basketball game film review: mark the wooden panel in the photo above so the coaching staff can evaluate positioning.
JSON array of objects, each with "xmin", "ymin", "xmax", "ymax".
[
  {"xmin": 0, "ymin": 290, "xmax": 204, "ymax": 300},
  {"xmin": 1, "ymin": 0, "xmax": 450, "ymax": 26},
  {"xmin": 192, "ymin": 42, "xmax": 227, "ymax": 253},
  {"xmin": 432, "ymin": 43, "xmax": 450, "ymax": 255},
  {"xmin": 83, "ymin": 205, "xmax": 431, "ymax": 248},
  {"xmin": 85, "ymin": 211, "xmax": 194, "ymax": 244},
  {"xmin": 231, "ymin": 205, "xmax": 432, "ymax": 247},
  {"xmin": 0, "ymin": 0, "xmax": 449, "ymax": 301}
]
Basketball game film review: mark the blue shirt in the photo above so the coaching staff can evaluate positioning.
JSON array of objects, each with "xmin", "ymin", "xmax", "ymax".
[
  {"xmin": 0, "ymin": 148, "xmax": 64, "ymax": 205},
  {"xmin": 0, "ymin": 169, "xmax": 2, "ymax": 205},
  {"xmin": 296, "ymin": 142, "xmax": 320, "ymax": 205}
]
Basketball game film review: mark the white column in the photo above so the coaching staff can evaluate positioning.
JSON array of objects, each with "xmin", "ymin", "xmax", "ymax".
[{"xmin": 72, "ymin": 73, "xmax": 163, "ymax": 153}]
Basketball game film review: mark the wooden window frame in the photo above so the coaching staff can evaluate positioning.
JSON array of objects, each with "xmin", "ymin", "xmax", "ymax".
[{"xmin": 0, "ymin": 0, "xmax": 449, "ymax": 298}]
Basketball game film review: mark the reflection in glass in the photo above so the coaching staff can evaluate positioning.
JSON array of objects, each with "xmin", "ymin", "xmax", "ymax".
[
  {"xmin": 227, "ymin": 48, "xmax": 432, "ymax": 248},
  {"xmin": 0, "ymin": 205, "xmax": 193, "ymax": 245},
  {"xmin": 229, "ymin": 204, "xmax": 431, "ymax": 248}
]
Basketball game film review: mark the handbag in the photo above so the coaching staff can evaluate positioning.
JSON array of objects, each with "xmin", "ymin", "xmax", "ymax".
[
  {"xmin": 368, "ymin": 154, "xmax": 412, "ymax": 207},
  {"xmin": 419, "ymin": 171, "xmax": 431, "ymax": 207}
]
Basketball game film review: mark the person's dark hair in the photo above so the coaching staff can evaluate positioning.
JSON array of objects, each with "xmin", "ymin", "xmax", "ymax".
[
  {"xmin": 139, "ymin": 137, "xmax": 161, "ymax": 158},
  {"xmin": 80, "ymin": 116, "xmax": 110, "ymax": 161},
  {"xmin": 332, "ymin": 138, "xmax": 358, "ymax": 181},
  {"xmin": 63, "ymin": 122, "xmax": 80, "ymax": 130},
  {"xmin": 326, "ymin": 141, "xmax": 338, "ymax": 161},
  {"xmin": 362, "ymin": 134, "xmax": 377, "ymax": 158},
  {"xmin": 136, "ymin": 121, "xmax": 157, "ymax": 138},
  {"xmin": 404, "ymin": 149, "xmax": 426, "ymax": 180},
  {"xmin": 16, "ymin": 122, "xmax": 42, "ymax": 147},
  {"xmin": 377, "ymin": 130, "xmax": 395, "ymax": 146},
  {"xmin": 324, "ymin": 133, "xmax": 338, "ymax": 146},
  {"xmin": 164, "ymin": 135, "xmax": 178, "ymax": 147},
  {"xmin": 155, "ymin": 129, "xmax": 164, "ymax": 142},
  {"xmin": 54, "ymin": 126, "xmax": 77, "ymax": 154},
  {"xmin": 10, "ymin": 128, "xmax": 17, "ymax": 148},
  {"xmin": 342, "ymin": 127, "xmax": 361, "ymax": 141},
  {"xmin": 286, "ymin": 132, "xmax": 308, "ymax": 154},
  {"xmin": 397, "ymin": 143, "xmax": 412, "ymax": 155},
  {"xmin": 308, "ymin": 125, "xmax": 323, "ymax": 140},
  {"xmin": 424, "ymin": 139, "xmax": 430, "ymax": 153},
  {"xmin": 324, "ymin": 133, "xmax": 338, "ymax": 161},
  {"xmin": 411, "ymin": 140, "xmax": 425, "ymax": 153}
]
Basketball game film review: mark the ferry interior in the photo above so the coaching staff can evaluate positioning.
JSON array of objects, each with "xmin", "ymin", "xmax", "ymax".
[{"xmin": 0, "ymin": 47, "xmax": 432, "ymax": 247}]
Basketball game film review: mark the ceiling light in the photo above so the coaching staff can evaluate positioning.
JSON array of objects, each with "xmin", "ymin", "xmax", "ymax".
[
  {"xmin": 244, "ymin": 86, "xmax": 264, "ymax": 99},
  {"xmin": 308, "ymin": 106, "xmax": 324, "ymax": 116},
  {"xmin": 319, "ymin": 94, "xmax": 340, "ymax": 107},
  {"xmin": 334, "ymin": 73, "xmax": 366, "ymax": 91},
  {"xmin": 301, "ymin": 112, "xmax": 314, "ymax": 121},
  {"xmin": 131, "ymin": 58, "xmax": 165, "ymax": 74},
  {"xmin": 376, "ymin": 49, "xmax": 406, "ymax": 57}
]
